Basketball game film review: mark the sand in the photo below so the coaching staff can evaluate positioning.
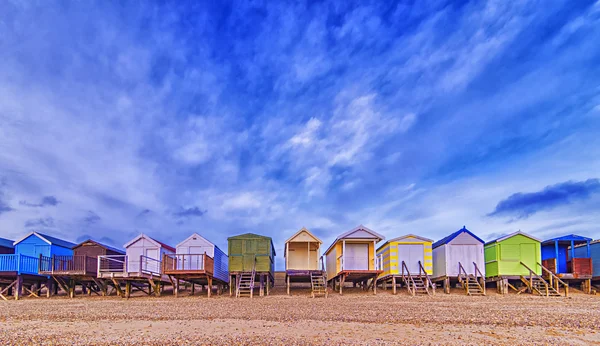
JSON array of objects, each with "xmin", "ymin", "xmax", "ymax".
[{"xmin": 0, "ymin": 288, "xmax": 599, "ymax": 345}]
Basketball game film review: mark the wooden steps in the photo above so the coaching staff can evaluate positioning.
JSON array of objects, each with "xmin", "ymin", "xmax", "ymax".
[
  {"xmin": 462, "ymin": 275, "xmax": 485, "ymax": 296},
  {"xmin": 522, "ymin": 276, "xmax": 562, "ymax": 297},
  {"xmin": 236, "ymin": 272, "xmax": 255, "ymax": 298},
  {"xmin": 310, "ymin": 271, "xmax": 327, "ymax": 298},
  {"xmin": 401, "ymin": 261, "xmax": 435, "ymax": 296}
]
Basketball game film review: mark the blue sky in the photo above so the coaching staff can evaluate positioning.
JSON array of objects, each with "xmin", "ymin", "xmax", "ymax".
[{"xmin": 1, "ymin": 1, "xmax": 600, "ymax": 269}]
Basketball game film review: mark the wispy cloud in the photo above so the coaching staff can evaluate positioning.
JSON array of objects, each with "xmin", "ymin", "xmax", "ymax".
[
  {"xmin": 25, "ymin": 217, "xmax": 55, "ymax": 229},
  {"xmin": 20, "ymin": 195, "xmax": 60, "ymax": 207},
  {"xmin": 488, "ymin": 179, "xmax": 600, "ymax": 219},
  {"xmin": 173, "ymin": 206, "xmax": 207, "ymax": 218}
]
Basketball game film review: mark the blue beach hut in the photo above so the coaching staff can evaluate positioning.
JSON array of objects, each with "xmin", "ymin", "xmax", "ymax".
[{"xmin": 0, "ymin": 232, "xmax": 76, "ymax": 300}]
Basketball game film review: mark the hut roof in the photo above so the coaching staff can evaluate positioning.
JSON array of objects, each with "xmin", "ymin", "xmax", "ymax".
[
  {"xmin": 124, "ymin": 233, "xmax": 175, "ymax": 252},
  {"xmin": 227, "ymin": 233, "xmax": 276, "ymax": 256},
  {"xmin": 541, "ymin": 234, "xmax": 592, "ymax": 246},
  {"xmin": 433, "ymin": 226, "xmax": 484, "ymax": 249},
  {"xmin": 0, "ymin": 237, "xmax": 14, "ymax": 249},
  {"xmin": 324, "ymin": 225, "xmax": 384, "ymax": 255},
  {"xmin": 485, "ymin": 231, "xmax": 541, "ymax": 246},
  {"xmin": 285, "ymin": 227, "xmax": 322, "ymax": 244},
  {"xmin": 13, "ymin": 232, "xmax": 76, "ymax": 249},
  {"xmin": 74, "ymin": 239, "xmax": 125, "ymax": 255}
]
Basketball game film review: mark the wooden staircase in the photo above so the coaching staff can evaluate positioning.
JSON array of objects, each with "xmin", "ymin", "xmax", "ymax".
[
  {"xmin": 458, "ymin": 262, "xmax": 486, "ymax": 296},
  {"xmin": 310, "ymin": 271, "xmax": 328, "ymax": 298},
  {"xmin": 520, "ymin": 262, "xmax": 567, "ymax": 297},
  {"xmin": 401, "ymin": 261, "xmax": 435, "ymax": 296},
  {"xmin": 236, "ymin": 256, "xmax": 256, "ymax": 298}
]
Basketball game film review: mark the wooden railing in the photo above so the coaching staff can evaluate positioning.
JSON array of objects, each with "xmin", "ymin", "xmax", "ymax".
[
  {"xmin": 163, "ymin": 253, "xmax": 214, "ymax": 275},
  {"xmin": 458, "ymin": 262, "xmax": 468, "ymax": 283},
  {"xmin": 338, "ymin": 255, "xmax": 344, "ymax": 271},
  {"xmin": 39, "ymin": 255, "xmax": 97, "ymax": 276},
  {"xmin": 401, "ymin": 261, "xmax": 416, "ymax": 296},
  {"xmin": 0, "ymin": 254, "xmax": 39, "ymax": 275},
  {"xmin": 418, "ymin": 260, "xmax": 435, "ymax": 295},
  {"xmin": 538, "ymin": 262, "xmax": 569, "ymax": 297},
  {"xmin": 473, "ymin": 262, "xmax": 486, "ymax": 295},
  {"xmin": 98, "ymin": 255, "xmax": 127, "ymax": 274}
]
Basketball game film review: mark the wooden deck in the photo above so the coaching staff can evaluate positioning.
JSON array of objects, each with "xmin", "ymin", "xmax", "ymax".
[
  {"xmin": 0, "ymin": 273, "xmax": 53, "ymax": 300},
  {"xmin": 328, "ymin": 270, "xmax": 382, "ymax": 295},
  {"xmin": 285, "ymin": 269, "xmax": 325, "ymax": 295}
]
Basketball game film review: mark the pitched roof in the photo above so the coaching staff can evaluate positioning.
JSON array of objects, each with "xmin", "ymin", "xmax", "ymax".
[
  {"xmin": 13, "ymin": 232, "xmax": 76, "ymax": 249},
  {"xmin": 485, "ymin": 231, "xmax": 541, "ymax": 245},
  {"xmin": 285, "ymin": 227, "xmax": 322, "ymax": 244},
  {"xmin": 324, "ymin": 225, "xmax": 384, "ymax": 255},
  {"xmin": 124, "ymin": 233, "xmax": 176, "ymax": 252},
  {"xmin": 0, "ymin": 237, "xmax": 14, "ymax": 249},
  {"xmin": 74, "ymin": 239, "xmax": 125, "ymax": 255},
  {"xmin": 433, "ymin": 226, "xmax": 484, "ymax": 249},
  {"xmin": 541, "ymin": 234, "xmax": 593, "ymax": 246}
]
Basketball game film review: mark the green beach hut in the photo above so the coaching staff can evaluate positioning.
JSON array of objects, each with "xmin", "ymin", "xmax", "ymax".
[
  {"xmin": 227, "ymin": 233, "xmax": 275, "ymax": 298},
  {"xmin": 484, "ymin": 231, "xmax": 565, "ymax": 296}
]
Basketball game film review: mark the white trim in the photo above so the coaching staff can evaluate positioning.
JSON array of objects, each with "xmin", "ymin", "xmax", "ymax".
[
  {"xmin": 13, "ymin": 232, "xmax": 51, "ymax": 246},
  {"xmin": 285, "ymin": 227, "xmax": 323, "ymax": 244},
  {"xmin": 124, "ymin": 233, "xmax": 162, "ymax": 249},
  {"xmin": 175, "ymin": 232, "xmax": 214, "ymax": 249},
  {"xmin": 486, "ymin": 231, "xmax": 541, "ymax": 244},
  {"xmin": 387, "ymin": 234, "xmax": 434, "ymax": 243},
  {"xmin": 324, "ymin": 225, "xmax": 385, "ymax": 255}
]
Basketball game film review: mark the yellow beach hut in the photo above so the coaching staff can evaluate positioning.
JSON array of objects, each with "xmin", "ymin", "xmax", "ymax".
[
  {"xmin": 376, "ymin": 234, "xmax": 435, "ymax": 295},
  {"xmin": 284, "ymin": 227, "xmax": 326, "ymax": 297},
  {"xmin": 324, "ymin": 225, "xmax": 384, "ymax": 295}
]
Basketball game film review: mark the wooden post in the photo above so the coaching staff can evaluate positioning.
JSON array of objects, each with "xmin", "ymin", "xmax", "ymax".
[
  {"xmin": 191, "ymin": 282, "xmax": 195, "ymax": 296},
  {"xmin": 259, "ymin": 275, "xmax": 264, "ymax": 297},
  {"xmin": 444, "ymin": 277, "xmax": 450, "ymax": 294},
  {"xmin": 125, "ymin": 281, "xmax": 131, "ymax": 299},
  {"xmin": 266, "ymin": 275, "xmax": 270, "ymax": 296},
  {"xmin": 229, "ymin": 275, "xmax": 233, "ymax": 296},
  {"xmin": 46, "ymin": 278, "xmax": 52, "ymax": 298},
  {"xmin": 373, "ymin": 278, "xmax": 377, "ymax": 295},
  {"xmin": 287, "ymin": 275, "xmax": 290, "ymax": 295},
  {"xmin": 207, "ymin": 277, "xmax": 212, "ymax": 298},
  {"xmin": 175, "ymin": 279, "xmax": 179, "ymax": 297},
  {"xmin": 339, "ymin": 274, "xmax": 345, "ymax": 295},
  {"xmin": 15, "ymin": 276, "xmax": 22, "ymax": 301}
]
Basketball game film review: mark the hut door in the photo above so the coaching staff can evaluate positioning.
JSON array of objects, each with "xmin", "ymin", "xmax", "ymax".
[
  {"xmin": 398, "ymin": 244, "xmax": 424, "ymax": 273},
  {"xmin": 345, "ymin": 243, "xmax": 369, "ymax": 270},
  {"xmin": 144, "ymin": 248, "xmax": 160, "ymax": 273}
]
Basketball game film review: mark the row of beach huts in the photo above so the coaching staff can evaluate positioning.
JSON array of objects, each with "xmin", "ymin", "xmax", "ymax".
[{"xmin": 0, "ymin": 226, "xmax": 599, "ymax": 300}]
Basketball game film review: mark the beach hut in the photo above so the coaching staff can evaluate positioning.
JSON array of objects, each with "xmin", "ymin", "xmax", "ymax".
[
  {"xmin": 376, "ymin": 234, "xmax": 435, "ymax": 296},
  {"xmin": 284, "ymin": 227, "xmax": 326, "ymax": 297},
  {"xmin": 574, "ymin": 239, "xmax": 600, "ymax": 291},
  {"xmin": 485, "ymin": 231, "xmax": 565, "ymax": 296},
  {"xmin": 97, "ymin": 233, "xmax": 174, "ymax": 298},
  {"xmin": 39, "ymin": 239, "xmax": 124, "ymax": 297},
  {"xmin": 163, "ymin": 233, "xmax": 229, "ymax": 297},
  {"xmin": 324, "ymin": 225, "xmax": 383, "ymax": 295},
  {"xmin": 0, "ymin": 232, "xmax": 75, "ymax": 300},
  {"xmin": 432, "ymin": 226, "xmax": 485, "ymax": 295},
  {"xmin": 542, "ymin": 235, "xmax": 593, "ymax": 293},
  {"xmin": 228, "ymin": 233, "xmax": 275, "ymax": 298}
]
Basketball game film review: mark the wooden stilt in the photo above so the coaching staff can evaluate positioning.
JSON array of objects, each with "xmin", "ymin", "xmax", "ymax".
[
  {"xmin": 191, "ymin": 282, "xmax": 195, "ymax": 296},
  {"xmin": 15, "ymin": 276, "xmax": 22, "ymax": 301},
  {"xmin": 259, "ymin": 275, "xmax": 264, "ymax": 297},
  {"xmin": 444, "ymin": 277, "xmax": 450, "ymax": 294},
  {"xmin": 266, "ymin": 275, "xmax": 270, "ymax": 296},
  {"xmin": 339, "ymin": 274, "xmax": 345, "ymax": 295},
  {"xmin": 207, "ymin": 277, "xmax": 213, "ymax": 298},
  {"xmin": 392, "ymin": 276, "xmax": 397, "ymax": 295},
  {"xmin": 287, "ymin": 275, "xmax": 290, "ymax": 295},
  {"xmin": 125, "ymin": 281, "xmax": 131, "ymax": 299},
  {"xmin": 46, "ymin": 278, "xmax": 53, "ymax": 298}
]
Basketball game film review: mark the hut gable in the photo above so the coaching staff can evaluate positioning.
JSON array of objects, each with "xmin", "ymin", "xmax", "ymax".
[
  {"xmin": 433, "ymin": 226, "xmax": 484, "ymax": 249},
  {"xmin": 325, "ymin": 225, "xmax": 384, "ymax": 279},
  {"xmin": 176, "ymin": 233, "xmax": 216, "ymax": 257},
  {"xmin": 13, "ymin": 232, "xmax": 75, "ymax": 257},
  {"xmin": 286, "ymin": 228, "xmax": 322, "ymax": 244},
  {"xmin": 377, "ymin": 234, "xmax": 433, "ymax": 276},
  {"xmin": 73, "ymin": 239, "xmax": 124, "ymax": 257}
]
